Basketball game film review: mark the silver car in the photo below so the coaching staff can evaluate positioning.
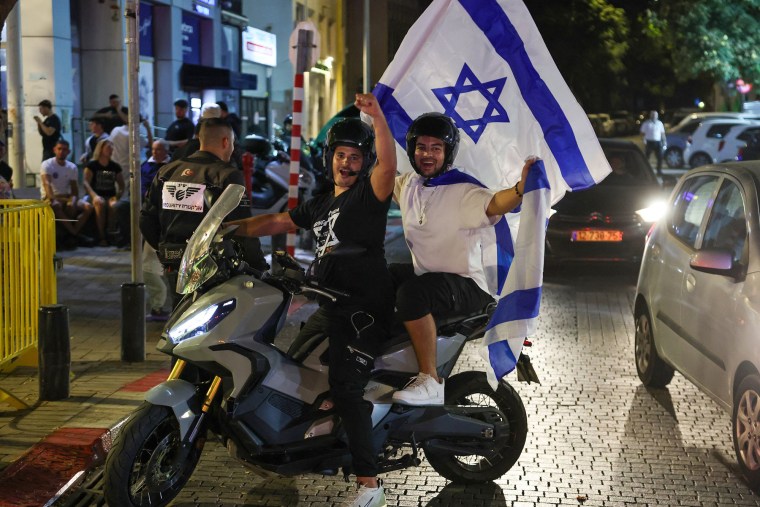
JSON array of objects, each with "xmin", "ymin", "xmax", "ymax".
[{"xmin": 634, "ymin": 161, "xmax": 760, "ymax": 489}]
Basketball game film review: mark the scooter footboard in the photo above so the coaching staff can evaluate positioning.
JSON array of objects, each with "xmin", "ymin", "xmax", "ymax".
[{"xmin": 386, "ymin": 406, "xmax": 509, "ymax": 455}]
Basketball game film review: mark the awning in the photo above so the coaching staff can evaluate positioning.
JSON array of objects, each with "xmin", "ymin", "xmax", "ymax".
[{"xmin": 180, "ymin": 64, "xmax": 258, "ymax": 90}]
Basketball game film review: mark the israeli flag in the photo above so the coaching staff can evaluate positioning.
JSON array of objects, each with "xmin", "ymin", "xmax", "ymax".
[{"xmin": 373, "ymin": 0, "xmax": 611, "ymax": 385}]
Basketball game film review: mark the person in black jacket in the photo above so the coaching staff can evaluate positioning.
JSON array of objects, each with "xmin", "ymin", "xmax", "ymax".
[{"xmin": 140, "ymin": 117, "xmax": 267, "ymax": 305}]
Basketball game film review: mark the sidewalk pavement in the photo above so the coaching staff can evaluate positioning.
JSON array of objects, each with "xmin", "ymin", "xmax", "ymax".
[
  {"xmin": 0, "ymin": 244, "xmax": 170, "ymax": 507},
  {"xmin": 0, "ymin": 191, "xmax": 405, "ymax": 507}
]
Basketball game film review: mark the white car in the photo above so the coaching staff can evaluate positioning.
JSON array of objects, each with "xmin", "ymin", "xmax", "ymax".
[
  {"xmin": 634, "ymin": 161, "xmax": 760, "ymax": 489},
  {"xmin": 665, "ymin": 112, "xmax": 760, "ymax": 168},
  {"xmin": 682, "ymin": 118, "xmax": 760, "ymax": 168},
  {"xmin": 717, "ymin": 124, "xmax": 760, "ymax": 162}
]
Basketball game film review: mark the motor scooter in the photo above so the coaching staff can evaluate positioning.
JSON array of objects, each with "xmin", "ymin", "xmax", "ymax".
[{"xmin": 103, "ymin": 184, "xmax": 532, "ymax": 507}]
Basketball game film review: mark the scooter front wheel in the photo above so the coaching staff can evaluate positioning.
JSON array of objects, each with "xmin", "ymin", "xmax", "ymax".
[
  {"xmin": 425, "ymin": 371, "xmax": 527, "ymax": 483},
  {"xmin": 104, "ymin": 402, "xmax": 206, "ymax": 507}
]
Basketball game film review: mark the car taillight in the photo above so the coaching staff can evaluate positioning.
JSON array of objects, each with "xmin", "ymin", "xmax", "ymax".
[
  {"xmin": 718, "ymin": 140, "xmax": 725, "ymax": 151},
  {"xmin": 738, "ymin": 147, "xmax": 744, "ymax": 161}
]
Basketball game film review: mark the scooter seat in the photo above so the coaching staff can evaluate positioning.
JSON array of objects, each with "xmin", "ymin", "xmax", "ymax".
[
  {"xmin": 382, "ymin": 302, "xmax": 495, "ymax": 350},
  {"xmin": 287, "ymin": 302, "xmax": 496, "ymax": 363}
]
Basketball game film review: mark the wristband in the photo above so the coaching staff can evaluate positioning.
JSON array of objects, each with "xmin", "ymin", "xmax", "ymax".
[{"xmin": 514, "ymin": 182, "xmax": 523, "ymax": 198}]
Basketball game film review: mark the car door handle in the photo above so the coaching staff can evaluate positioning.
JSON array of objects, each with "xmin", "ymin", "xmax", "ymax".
[{"xmin": 685, "ymin": 273, "xmax": 696, "ymax": 292}]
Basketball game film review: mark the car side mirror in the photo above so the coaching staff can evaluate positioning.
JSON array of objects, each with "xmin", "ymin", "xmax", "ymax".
[{"xmin": 689, "ymin": 249, "xmax": 742, "ymax": 279}]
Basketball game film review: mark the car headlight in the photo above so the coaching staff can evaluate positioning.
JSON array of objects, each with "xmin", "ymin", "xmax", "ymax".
[
  {"xmin": 167, "ymin": 299, "xmax": 236, "ymax": 344},
  {"xmin": 636, "ymin": 200, "xmax": 667, "ymax": 223}
]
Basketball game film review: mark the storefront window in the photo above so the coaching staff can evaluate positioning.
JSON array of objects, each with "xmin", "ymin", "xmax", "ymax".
[{"xmin": 221, "ymin": 25, "xmax": 239, "ymax": 72}]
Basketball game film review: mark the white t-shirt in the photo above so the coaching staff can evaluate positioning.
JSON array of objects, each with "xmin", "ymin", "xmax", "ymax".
[
  {"xmin": 640, "ymin": 119, "xmax": 666, "ymax": 142},
  {"xmin": 40, "ymin": 157, "xmax": 78, "ymax": 198},
  {"xmin": 394, "ymin": 171, "xmax": 498, "ymax": 295},
  {"xmin": 110, "ymin": 124, "xmax": 150, "ymax": 170}
]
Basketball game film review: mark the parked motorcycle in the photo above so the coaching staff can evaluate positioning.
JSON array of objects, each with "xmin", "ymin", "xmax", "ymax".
[
  {"xmin": 241, "ymin": 135, "xmax": 319, "ymax": 217},
  {"xmin": 103, "ymin": 184, "xmax": 530, "ymax": 506}
]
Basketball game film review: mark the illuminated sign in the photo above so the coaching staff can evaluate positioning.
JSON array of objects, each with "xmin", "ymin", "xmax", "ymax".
[
  {"xmin": 242, "ymin": 26, "xmax": 277, "ymax": 67},
  {"xmin": 194, "ymin": 4, "xmax": 210, "ymax": 16}
]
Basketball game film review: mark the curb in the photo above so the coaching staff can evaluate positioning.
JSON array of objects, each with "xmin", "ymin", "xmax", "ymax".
[
  {"xmin": 0, "ymin": 427, "xmax": 113, "ymax": 507},
  {"xmin": 0, "ymin": 369, "xmax": 170, "ymax": 507}
]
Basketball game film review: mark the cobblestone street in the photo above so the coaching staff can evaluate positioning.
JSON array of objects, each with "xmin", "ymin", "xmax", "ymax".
[{"xmin": 153, "ymin": 264, "xmax": 759, "ymax": 506}]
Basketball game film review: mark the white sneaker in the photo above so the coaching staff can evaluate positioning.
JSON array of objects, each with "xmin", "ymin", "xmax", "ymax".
[
  {"xmin": 343, "ymin": 483, "xmax": 386, "ymax": 507},
  {"xmin": 392, "ymin": 373, "xmax": 445, "ymax": 405}
]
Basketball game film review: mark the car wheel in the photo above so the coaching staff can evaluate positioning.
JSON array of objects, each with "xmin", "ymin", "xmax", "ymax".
[
  {"xmin": 634, "ymin": 304, "xmax": 674, "ymax": 388},
  {"xmin": 733, "ymin": 374, "xmax": 760, "ymax": 491},
  {"xmin": 689, "ymin": 152, "xmax": 713, "ymax": 168},
  {"xmin": 665, "ymin": 147, "xmax": 683, "ymax": 168}
]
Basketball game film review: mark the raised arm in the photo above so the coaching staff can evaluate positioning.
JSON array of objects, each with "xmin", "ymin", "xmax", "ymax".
[
  {"xmin": 486, "ymin": 157, "xmax": 536, "ymax": 217},
  {"xmin": 356, "ymin": 93, "xmax": 396, "ymax": 201}
]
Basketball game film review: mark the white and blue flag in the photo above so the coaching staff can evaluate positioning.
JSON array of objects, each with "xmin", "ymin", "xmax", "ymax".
[{"xmin": 372, "ymin": 0, "xmax": 611, "ymax": 386}]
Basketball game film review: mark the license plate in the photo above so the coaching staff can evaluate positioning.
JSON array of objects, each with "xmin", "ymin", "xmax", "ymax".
[{"xmin": 571, "ymin": 230, "xmax": 623, "ymax": 242}]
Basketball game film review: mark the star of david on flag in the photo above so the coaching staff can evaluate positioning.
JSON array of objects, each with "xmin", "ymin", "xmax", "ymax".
[
  {"xmin": 432, "ymin": 63, "xmax": 510, "ymax": 143},
  {"xmin": 372, "ymin": 0, "xmax": 611, "ymax": 388}
]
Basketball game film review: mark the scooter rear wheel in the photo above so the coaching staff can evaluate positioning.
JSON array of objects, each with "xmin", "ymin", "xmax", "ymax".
[
  {"xmin": 104, "ymin": 402, "xmax": 206, "ymax": 507},
  {"xmin": 425, "ymin": 371, "xmax": 527, "ymax": 483}
]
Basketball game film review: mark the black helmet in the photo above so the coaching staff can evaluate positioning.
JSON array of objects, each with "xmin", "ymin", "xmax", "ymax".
[
  {"xmin": 283, "ymin": 114, "xmax": 293, "ymax": 126},
  {"xmin": 405, "ymin": 113, "xmax": 460, "ymax": 177},
  {"xmin": 323, "ymin": 118, "xmax": 376, "ymax": 180}
]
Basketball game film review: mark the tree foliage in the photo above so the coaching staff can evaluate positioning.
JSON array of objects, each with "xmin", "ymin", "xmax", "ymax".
[
  {"xmin": 663, "ymin": 0, "xmax": 760, "ymax": 83},
  {"xmin": 524, "ymin": 0, "xmax": 629, "ymax": 111}
]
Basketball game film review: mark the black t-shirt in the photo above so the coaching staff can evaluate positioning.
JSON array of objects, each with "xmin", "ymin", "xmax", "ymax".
[
  {"xmin": 95, "ymin": 106, "xmax": 128, "ymax": 133},
  {"xmin": 165, "ymin": 117, "xmax": 195, "ymax": 142},
  {"xmin": 290, "ymin": 179, "xmax": 393, "ymax": 314},
  {"xmin": 86, "ymin": 160, "xmax": 122, "ymax": 198},
  {"xmin": 39, "ymin": 114, "xmax": 61, "ymax": 152},
  {"xmin": 0, "ymin": 161, "xmax": 12, "ymax": 182}
]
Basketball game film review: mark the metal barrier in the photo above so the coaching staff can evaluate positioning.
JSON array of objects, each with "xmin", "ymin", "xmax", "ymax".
[{"xmin": 0, "ymin": 199, "xmax": 57, "ymax": 409}]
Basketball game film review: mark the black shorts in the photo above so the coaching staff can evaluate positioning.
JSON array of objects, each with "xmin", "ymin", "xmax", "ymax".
[{"xmin": 389, "ymin": 263, "xmax": 494, "ymax": 322}]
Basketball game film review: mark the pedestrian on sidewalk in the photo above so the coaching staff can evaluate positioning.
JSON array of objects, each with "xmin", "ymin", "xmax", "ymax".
[
  {"xmin": 33, "ymin": 99, "xmax": 61, "ymax": 161},
  {"xmin": 640, "ymin": 110, "xmax": 667, "ymax": 175},
  {"xmin": 141, "ymin": 139, "xmax": 172, "ymax": 321}
]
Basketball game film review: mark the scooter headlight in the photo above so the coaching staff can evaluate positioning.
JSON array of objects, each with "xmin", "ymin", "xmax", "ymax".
[{"xmin": 167, "ymin": 299, "xmax": 236, "ymax": 344}]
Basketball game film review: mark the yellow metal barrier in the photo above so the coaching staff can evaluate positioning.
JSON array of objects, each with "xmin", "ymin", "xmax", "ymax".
[{"xmin": 0, "ymin": 199, "xmax": 57, "ymax": 409}]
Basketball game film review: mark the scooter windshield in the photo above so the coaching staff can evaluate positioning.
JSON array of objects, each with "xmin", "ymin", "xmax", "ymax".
[{"xmin": 176, "ymin": 184, "xmax": 245, "ymax": 294}]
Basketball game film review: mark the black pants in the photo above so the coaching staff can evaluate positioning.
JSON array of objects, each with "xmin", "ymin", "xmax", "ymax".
[
  {"xmin": 389, "ymin": 263, "xmax": 494, "ymax": 322},
  {"xmin": 645, "ymin": 140, "xmax": 664, "ymax": 172},
  {"xmin": 296, "ymin": 304, "xmax": 388, "ymax": 477}
]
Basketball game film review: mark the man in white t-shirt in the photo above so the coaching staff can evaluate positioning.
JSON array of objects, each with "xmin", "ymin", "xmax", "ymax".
[
  {"xmin": 41, "ymin": 139, "xmax": 93, "ymax": 245},
  {"xmin": 391, "ymin": 112, "xmax": 532, "ymax": 405},
  {"xmin": 639, "ymin": 110, "xmax": 667, "ymax": 175}
]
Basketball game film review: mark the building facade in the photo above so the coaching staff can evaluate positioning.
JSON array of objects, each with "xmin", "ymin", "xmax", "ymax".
[{"xmin": 4, "ymin": 0, "xmax": 347, "ymax": 183}]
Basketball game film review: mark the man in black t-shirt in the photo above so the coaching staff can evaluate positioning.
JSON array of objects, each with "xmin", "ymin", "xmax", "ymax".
[
  {"xmin": 229, "ymin": 94, "xmax": 395, "ymax": 506},
  {"xmin": 94, "ymin": 94, "xmax": 129, "ymax": 134},
  {"xmin": 34, "ymin": 100, "xmax": 62, "ymax": 161},
  {"xmin": 164, "ymin": 99, "xmax": 195, "ymax": 153}
]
